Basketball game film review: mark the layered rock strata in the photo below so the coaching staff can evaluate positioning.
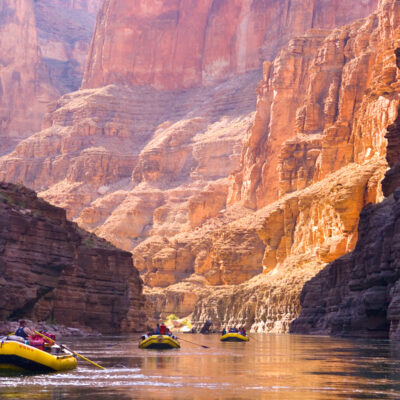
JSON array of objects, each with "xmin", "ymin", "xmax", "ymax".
[
  {"xmin": 34, "ymin": 0, "xmax": 101, "ymax": 93},
  {"xmin": 0, "ymin": 71, "xmax": 260, "ymax": 257},
  {"xmin": 0, "ymin": 0, "xmax": 57, "ymax": 154},
  {"xmin": 0, "ymin": 0, "xmax": 100, "ymax": 154},
  {"xmin": 290, "ymin": 188, "xmax": 400, "ymax": 339},
  {"xmin": 83, "ymin": 0, "xmax": 378, "ymax": 90},
  {"xmin": 0, "ymin": 0, "xmax": 393, "ymax": 331},
  {"xmin": 291, "ymin": 42, "xmax": 400, "ymax": 339},
  {"xmin": 0, "ymin": 182, "xmax": 147, "ymax": 333}
]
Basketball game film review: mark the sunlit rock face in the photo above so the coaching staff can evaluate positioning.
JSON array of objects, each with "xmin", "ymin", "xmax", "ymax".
[
  {"xmin": 229, "ymin": 7, "xmax": 397, "ymax": 209},
  {"xmin": 0, "ymin": 71, "xmax": 260, "ymax": 258},
  {"xmin": 174, "ymin": 0, "xmax": 400, "ymax": 328},
  {"xmin": 0, "ymin": 182, "xmax": 147, "ymax": 334},
  {"xmin": 292, "ymin": 37, "xmax": 400, "ymax": 339},
  {"xmin": 83, "ymin": 0, "xmax": 378, "ymax": 90},
  {"xmin": 0, "ymin": 0, "xmax": 393, "ymax": 331}
]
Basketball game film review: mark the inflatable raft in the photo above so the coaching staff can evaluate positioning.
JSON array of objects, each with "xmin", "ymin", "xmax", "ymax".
[
  {"xmin": 0, "ymin": 337, "xmax": 77, "ymax": 373},
  {"xmin": 139, "ymin": 334, "xmax": 180, "ymax": 349},
  {"xmin": 220, "ymin": 333, "xmax": 249, "ymax": 342}
]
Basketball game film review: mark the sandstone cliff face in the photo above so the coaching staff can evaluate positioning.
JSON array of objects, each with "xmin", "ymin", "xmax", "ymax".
[
  {"xmin": 0, "ymin": 0, "xmax": 100, "ymax": 155},
  {"xmin": 291, "ymin": 39, "xmax": 400, "ymax": 339},
  {"xmin": 34, "ymin": 0, "xmax": 101, "ymax": 93},
  {"xmin": 0, "ymin": 71, "xmax": 259, "ymax": 256},
  {"xmin": 83, "ymin": 0, "xmax": 378, "ymax": 90},
  {"xmin": 290, "ymin": 189, "xmax": 400, "ymax": 339},
  {"xmin": 230, "ymin": 4, "xmax": 398, "ymax": 209},
  {"xmin": 0, "ymin": 182, "xmax": 147, "ymax": 333},
  {"xmin": 0, "ymin": 0, "xmax": 393, "ymax": 332},
  {"xmin": 0, "ymin": 0, "xmax": 57, "ymax": 154}
]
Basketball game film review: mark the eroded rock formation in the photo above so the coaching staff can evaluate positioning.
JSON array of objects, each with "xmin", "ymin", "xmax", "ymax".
[
  {"xmin": 83, "ymin": 0, "xmax": 378, "ymax": 90},
  {"xmin": 1, "ymin": 0, "xmax": 396, "ymax": 332},
  {"xmin": 0, "ymin": 0, "xmax": 57, "ymax": 154},
  {"xmin": 291, "ymin": 42, "xmax": 400, "ymax": 339},
  {"xmin": 0, "ymin": 182, "xmax": 147, "ymax": 333},
  {"xmin": 34, "ymin": 0, "xmax": 101, "ymax": 93},
  {"xmin": 0, "ymin": 0, "xmax": 100, "ymax": 155}
]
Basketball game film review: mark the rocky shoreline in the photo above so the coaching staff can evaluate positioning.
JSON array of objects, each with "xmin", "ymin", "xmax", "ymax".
[{"xmin": 0, "ymin": 320, "xmax": 102, "ymax": 338}]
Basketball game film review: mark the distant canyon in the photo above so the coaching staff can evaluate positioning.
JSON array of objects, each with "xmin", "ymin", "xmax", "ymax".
[{"xmin": 3, "ymin": 0, "xmax": 400, "ymax": 335}]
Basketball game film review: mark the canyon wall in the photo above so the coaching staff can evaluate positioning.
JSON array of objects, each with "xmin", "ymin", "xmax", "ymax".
[
  {"xmin": 291, "ymin": 44, "xmax": 400, "ymax": 339},
  {"xmin": 0, "ymin": 181, "xmax": 147, "ymax": 334},
  {"xmin": 0, "ymin": 0, "xmax": 57, "ymax": 154},
  {"xmin": 34, "ymin": 0, "xmax": 101, "ymax": 93},
  {"xmin": 83, "ymin": 0, "xmax": 378, "ymax": 90},
  {"xmin": 186, "ymin": 0, "xmax": 400, "ymax": 329},
  {"xmin": 0, "ymin": 0, "xmax": 100, "ymax": 155},
  {"xmin": 1, "ymin": 0, "xmax": 396, "ymax": 332}
]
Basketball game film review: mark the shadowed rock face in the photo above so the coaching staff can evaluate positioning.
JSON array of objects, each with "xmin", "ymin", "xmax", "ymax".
[
  {"xmin": 1, "ymin": 0, "xmax": 395, "ymax": 332},
  {"xmin": 291, "ymin": 40, "xmax": 400, "ymax": 339},
  {"xmin": 290, "ymin": 191, "xmax": 400, "ymax": 339},
  {"xmin": 0, "ymin": 0, "xmax": 58, "ymax": 154},
  {"xmin": 0, "ymin": 0, "xmax": 100, "ymax": 155},
  {"xmin": 83, "ymin": 0, "xmax": 378, "ymax": 90},
  {"xmin": 34, "ymin": 0, "xmax": 101, "ymax": 93},
  {"xmin": 0, "ymin": 182, "xmax": 147, "ymax": 334}
]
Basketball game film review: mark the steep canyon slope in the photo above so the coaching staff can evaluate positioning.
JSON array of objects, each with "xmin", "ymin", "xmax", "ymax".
[
  {"xmin": 0, "ymin": 182, "xmax": 147, "ymax": 333},
  {"xmin": 291, "ymin": 46, "xmax": 400, "ymax": 340},
  {"xmin": 0, "ymin": 0, "xmax": 100, "ymax": 154},
  {"xmin": 0, "ymin": 0, "xmax": 389, "ymax": 330},
  {"xmin": 190, "ymin": 0, "xmax": 400, "ymax": 331}
]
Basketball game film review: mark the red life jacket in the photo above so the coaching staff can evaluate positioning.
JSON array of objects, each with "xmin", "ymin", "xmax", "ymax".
[{"xmin": 160, "ymin": 324, "xmax": 167, "ymax": 334}]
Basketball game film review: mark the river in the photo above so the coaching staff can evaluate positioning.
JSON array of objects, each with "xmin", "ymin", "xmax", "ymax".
[{"xmin": 1, "ymin": 334, "xmax": 400, "ymax": 399}]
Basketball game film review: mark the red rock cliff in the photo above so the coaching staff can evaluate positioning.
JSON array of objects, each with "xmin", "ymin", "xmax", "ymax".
[
  {"xmin": 83, "ymin": 0, "xmax": 378, "ymax": 90},
  {"xmin": 0, "ymin": 0, "xmax": 57, "ymax": 153},
  {"xmin": 0, "ymin": 0, "xmax": 391, "ymax": 332},
  {"xmin": 0, "ymin": 182, "xmax": 147, "ymax": 333},
  {"xmin": 0, "ymin": 0, "xmax": 100, "ymax": 154}
]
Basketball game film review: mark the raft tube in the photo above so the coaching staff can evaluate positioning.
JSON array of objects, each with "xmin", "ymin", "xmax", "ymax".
[
  {"xmin": 0, "ymin": 339, "xmax": 77, "ymax": 373},
  {"xmin": 220, "ymin": 333, "xmax": 249, "ymax": 342},
  {"xmin": 138, "ymin": 335, "xmax": 180, "ymax": 349}
]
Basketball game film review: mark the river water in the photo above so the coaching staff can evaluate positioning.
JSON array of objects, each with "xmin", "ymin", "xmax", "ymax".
[{"xmin": 1, "ymin": 334, "xmax": 400, "ymax": 399}]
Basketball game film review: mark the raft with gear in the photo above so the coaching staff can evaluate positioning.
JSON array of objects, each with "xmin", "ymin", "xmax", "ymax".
[
  {"xmin": 220, "ymin": 333, "xmax": 249, "ymax": 342},
  {"xmin": 0, "ymin": 336, "xmax": 77, "ymax": 373},
  {"xmin": 138, "ymin": 334, "xmax": 180, "ymax": 349}
]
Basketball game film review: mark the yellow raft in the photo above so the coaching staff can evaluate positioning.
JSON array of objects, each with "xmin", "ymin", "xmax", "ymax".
[
  {"xmin": 0, "ymin": 339, "xmax": 77, "ymax": 373},
  {"xmin": 138, "ymin": 334, "xmax": 180, "ymax": 349},
  {"xmin": 220, "ymin": 333, "xmax": 249, "ymax": 342}
]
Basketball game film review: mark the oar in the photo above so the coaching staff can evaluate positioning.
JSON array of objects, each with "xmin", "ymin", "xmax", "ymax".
[
  {"xmin": 177, "ymin": 336, "xmax": 209, "ymax": 349},
  {"xmin": 35, "ymin": 331, "xmax": 105, "ymax": 370}
]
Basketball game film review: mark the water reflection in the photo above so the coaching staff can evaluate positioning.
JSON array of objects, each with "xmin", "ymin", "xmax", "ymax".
[{"xmin": 1, "ymin": 334, "xmax": 400, "ymax": 399}]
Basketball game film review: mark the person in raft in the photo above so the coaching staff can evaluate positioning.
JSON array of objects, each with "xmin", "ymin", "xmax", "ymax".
[
  {"xmin": 15, "ymin": 320, "xmax": 34, "ymax": 339},
  {"xmin": 240, "ymin": 327, "xmax": 246, "ymax": 336},
  {"xmin": 159, "ymin": 323, "xmax": 167, "ymax": 335},
  {"xmin": 222, "ymin": 327, "xmax": 226, "ymax": 335}
]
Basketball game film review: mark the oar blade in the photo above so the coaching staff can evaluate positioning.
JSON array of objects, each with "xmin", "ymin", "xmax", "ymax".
[{"xmin": 35, "ymin": 330, "xmax": 105, "ymax": 370}]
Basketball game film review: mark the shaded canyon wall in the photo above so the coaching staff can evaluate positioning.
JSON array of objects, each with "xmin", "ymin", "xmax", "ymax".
[
  {"xmin": 0, "ymin": 181, "xmax": 147, "ymax": 333},
  {"xmin": 0, "ymin": 0, "xmax": 100, "ymax": 154},
  {"xmin": 1, "ymin": 0, "xmax": 396, "ymax": 331},
  {"xmin": 291, "ymin": 44, "xmax": 400, "ymax": 339}
]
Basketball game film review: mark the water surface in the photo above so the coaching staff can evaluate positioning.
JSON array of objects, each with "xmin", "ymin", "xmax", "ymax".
[{"xmin": 1, "ymin": 334, "xmax": 400, "ymax": 399}]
